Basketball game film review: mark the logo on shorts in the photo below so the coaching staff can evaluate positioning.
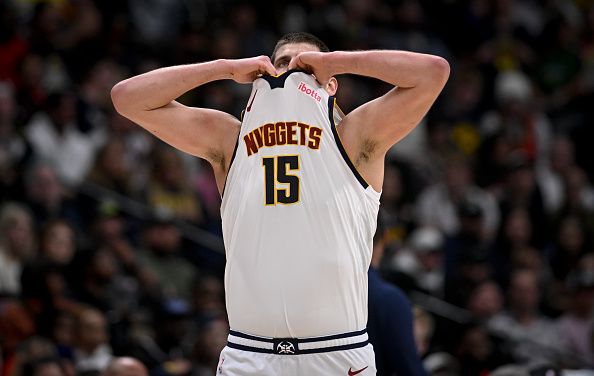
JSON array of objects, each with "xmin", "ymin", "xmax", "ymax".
[
  {"xmin": 348, "ymin": 366, "xmax": 368, "ymax": 376},
  {"xmin": 276, "ymin": 341, "xmax": 296, "ymax": 354},
  {"xmin": 217, "ymin": 357, "xmax": 224, "ymax": 374},
  {"xmin": 297, "ymin": 82, "xmax": 322, "ymax": 103}
]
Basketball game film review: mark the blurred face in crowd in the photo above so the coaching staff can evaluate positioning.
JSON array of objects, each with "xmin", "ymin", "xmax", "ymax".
[
  {"xmin": 200, "ymin": 318, "xmax": 229, "ymax": 362},
  {"xmin": 508, "ymin": 269, "xmax": 540, "ymax": 316},
  {"xmin": 504, "ymin": 208, "xmax": 531, "ymax": 246},
  {"xmin": 90, "ymin": 248, "xmax": 117, "ymax": 283},
  {"xmin": 413, "ymin": 307, "xmax": 434, "ymax": 356},
  {"xmin": 153, "ymin": 149, "xmax": 186, "ymax": 188},
  {"xmin": 0, "ymin": 205, "xmax": 34, "ymax": 259},
  {"xmin": 0, "ymin": 82, "xmax": 15, "ymax": 129},
  {"xmin": 48, "ymin": 94, "xmax": 76, "ymax": 131},
  {"xmin": 42, "ymin": 221, "xmax": 75, "ymax": 265},
  {"xmin": 193, "ymin": 275, "xmax": 225, "ymax": 317},
  {"xmin": 558, "ymin": 216, "xmax": 584, "ymax": 255},
  {"xmin": 507, "ymin": 165, "xmax": 535, "ymax": 200},
  {"xmin": 31, "ymin": 362, "xmax": 65, "ymax": 376},
  {"xmin": 457, "ymin": 326, "xmax": 492, "ymax": 361},
  {"xmin": 381, "ymin": 164, "xmax": 403, "ymax": 205},
  {"xmin": 77, "ymin": 308, "xmax": 108, "ymax": 353},
  {"xmin": 53, "ymin": 312, "xmax": 74, "ymax": 346},
  {"xmin": 99, "ymin": 138, "xmax": 129, "ymax": 180},
  {"xmin": 27, "ymin": 164, "xmax": 63, "ymax": 209},
  {"xmin": 144, "ymin": 223, "xmax": 181, "ymax": 254},
  {"xmin": 104, "ymin": 357, "xmax": 148, "ymax": 376},
  {"xmin": 444, "ymin": 158, "xmax": 471, "ymax": 197},
  {"xmin": 467, "ymin": 280, "xmax": 503, "ymax": 319},
  {"xmin": 550, "ymin": 137, "xmax": 574, "ymax": 173}
]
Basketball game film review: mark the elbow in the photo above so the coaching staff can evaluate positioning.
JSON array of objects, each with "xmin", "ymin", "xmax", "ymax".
[
  {"xmin": 427, "ymin": 56, "xmax": 450, "ymax": 86},
  {"xmin": 110, "ymin": 81, "xmax": 131, "ymax": 116}
]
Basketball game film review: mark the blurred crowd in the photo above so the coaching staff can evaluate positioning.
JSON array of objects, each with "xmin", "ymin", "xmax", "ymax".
[{"xmin": 1, "ymin": 0, "xmax": 594, "ymax": 375}]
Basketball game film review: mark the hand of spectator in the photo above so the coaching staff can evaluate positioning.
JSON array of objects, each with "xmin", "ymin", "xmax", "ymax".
[{"xmin": 227, "ymin": 56, "xmax": 277, "ymax": 84}]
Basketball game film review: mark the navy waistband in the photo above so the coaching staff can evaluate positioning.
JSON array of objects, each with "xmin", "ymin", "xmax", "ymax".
[{"xmin": 227, "ymin": 329, "xmax": 369, "ymax": 355}]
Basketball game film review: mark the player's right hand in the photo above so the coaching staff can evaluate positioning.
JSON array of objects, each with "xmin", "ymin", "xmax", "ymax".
[{"xmin": 227, "ymin": 56, "xmax": 277, "ymax": 84}]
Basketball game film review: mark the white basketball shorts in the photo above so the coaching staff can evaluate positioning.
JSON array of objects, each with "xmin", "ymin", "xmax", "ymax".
[{"xmin": 215, "ymin": 329, "xmax": 376, "ymax": 375}]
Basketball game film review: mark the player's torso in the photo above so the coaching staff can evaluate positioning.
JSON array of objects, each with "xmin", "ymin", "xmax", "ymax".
[{"xmin": 221, "ymin": 71, "xmax": 380, "ymax": 338}]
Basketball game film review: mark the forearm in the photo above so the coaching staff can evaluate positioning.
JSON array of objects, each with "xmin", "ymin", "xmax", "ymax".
[
  {"xmin": 111, "ymin": 59, "xmax": 232, "ymax": 114},
  {"xmin": 327, "ymin": 50, "xmax": 449, "ymax": 89}
]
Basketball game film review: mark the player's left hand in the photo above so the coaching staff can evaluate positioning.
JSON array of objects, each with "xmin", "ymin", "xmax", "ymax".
[{"xmin": 288, "ymin": 51, "xmax": 335, "ymax": 86}]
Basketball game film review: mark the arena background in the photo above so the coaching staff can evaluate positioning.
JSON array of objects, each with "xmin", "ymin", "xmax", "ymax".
[{"xmin": 1, "ymin": 0, "xmax": 594, "ymax": 375}]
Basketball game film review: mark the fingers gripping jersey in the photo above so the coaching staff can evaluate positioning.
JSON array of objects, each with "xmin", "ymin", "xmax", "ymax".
[{"xmin": 221, "ymin": 71, "xmax": 381, "ymax": 338}]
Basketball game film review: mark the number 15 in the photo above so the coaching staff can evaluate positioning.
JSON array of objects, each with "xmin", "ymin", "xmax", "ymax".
[{"xmin": 262, "ymin": 156, "xmax": 300, "ymax": 205}]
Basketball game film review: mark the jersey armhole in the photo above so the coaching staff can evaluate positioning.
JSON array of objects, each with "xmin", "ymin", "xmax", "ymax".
[
  {"xmin": 327, "ymin": 96, "xmax": 370, "ymax": 189},
  {"xmin": 221, "ymin": 127, "xmax": 240, "ymax": 199}
]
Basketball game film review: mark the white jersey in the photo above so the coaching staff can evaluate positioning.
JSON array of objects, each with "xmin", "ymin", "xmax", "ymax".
[{"xmin": 221, "ymin": 71, "xmax": 380, "ymax": 338}]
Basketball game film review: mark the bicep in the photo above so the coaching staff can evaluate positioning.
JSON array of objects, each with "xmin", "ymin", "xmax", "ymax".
[{"xmin": 123, "ymin": 101, "xmax": 240, "ymax": 162}]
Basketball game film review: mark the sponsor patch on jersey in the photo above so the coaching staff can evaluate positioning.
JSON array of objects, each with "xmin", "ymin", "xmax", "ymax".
[{"xmin": 297, "ymin": 81, "xmax": 322, "ymax": 103}]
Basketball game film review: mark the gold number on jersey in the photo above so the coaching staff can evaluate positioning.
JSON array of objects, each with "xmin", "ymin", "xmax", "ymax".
[{"xmin": 262, "ymin": 155, "xmax": 300, "ymax": 205}]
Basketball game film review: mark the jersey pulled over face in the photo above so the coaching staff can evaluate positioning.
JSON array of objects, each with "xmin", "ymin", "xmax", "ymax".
[{"xmin": 221, "ymin": 71, "xmax": 380, "ymax": 338}]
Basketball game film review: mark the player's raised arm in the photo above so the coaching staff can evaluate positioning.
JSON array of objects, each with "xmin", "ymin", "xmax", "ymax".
[
  {"xmin": 110, "ymin": 56, "xmax": 276, "ymax": 168},
  {"xmin": 289, "ymin": 50, "xmax": 449, "ymax": 190},
  {"xmin": 290, "ymin": 50, "xmax": 448, "ymax": 148}
]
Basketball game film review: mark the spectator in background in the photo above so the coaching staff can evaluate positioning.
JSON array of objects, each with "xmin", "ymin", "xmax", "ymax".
[
  {"xmin": 137, "ymin": 216, "xmax": 198, "ymax": 301},
  {"xmin": 73, "ymin": 307, "xmax": 113, "ymax": 374},
  {"xmin": 498, "ymin": 158, "xmax": 548, "ymax": 247},
  {"xmin": 367, "ymin": 213, "xmax": 428, "ymax": 376},
  {"xmin": 50, "ymin": 310, "xmax": 75, "ymax": 365},
  {"xmin": 103, "ymin": 357, "xmax": 148, "ymax": 376},
  {"xmin": 21, "ymin": 357, "xmax": 67, "ymax": 376},
  {"xmin": 106, "ymin": 111, "xmax": 155, "ymax": 191},
  {"xmin": 25, "ymin": 91, "xmax": 104, "ymax": 186},
  {"xmin": 0, "ymin": 202, "xmax": 35, "ymax": 295},
  {"xmin": 23, "ymin": 161, "xmax": 81, "ymax": 230},
  {"xmin": 480, "ymin": 70, "xmax": 552, "ymax": 168},
  {"xmin": 145, "ymin": 147, "xmax": 204, "ymax": 225},
  {"xmin": 455, "ymin": 322, "xmax": 513, "ymax": 376},
  {"xmin": 70, "ymin": 247, "xmax": 117, "ymax": 312},
  {"xmin": 415, "ymin": 153, "xmax": 500, "ymax": 239},
  {"xmin": 391, "ymin": 226, "xmax": 445, "ymax": 297},
  {"xmin": 488, "ymin": 269, "xmax": 567, "ymax": 368},
  {"xmin": 559, "ymin": 166, "xmax": 594, "ymax": 223},
  {"xmin": 549, "ymin": 215, "xmax": 589, "ymax": 282},
  {"xmin": 191, "ymin": 274, "xmax": 226, "ymax": 327},
  {"xmin": 443, "ymin": 200, "xmax": 495, "ymax": 289},
  {"xmin": 19, "ymin": 261, "xmax": 78, "ymax": 339},
  {"xmin": 87, "ymin": 137, "xmax": 137, "ymax": 198},
  {"xmin": 0, "ymin": 2, "xmax": 29, "ymax": 85},
  {"xmin": 134, "ymin": 299, "xmax": 193, "ymax": 376},
  {"xmin": 76, "ymin": 59, "xmax": 122, "ymax": 134},
  {"xmin": 39, "ymin": 219, "xmax": 76, "ymax": 266},
  {"xmin": 412, "ymin": 306, "xmax": 434, "ymax": 360},
  {"xmin": 191, "ymin": 317, "xmax": 229, "ymax": 376},
  {"xmin": 556, "ymin": 269, "xmax": 594, "ymax": 368},
  {"xmin": 445, "ymin": 244, "xmax": 492, "ymax": 307},
  {"xmin": 493, "ymin": 207, "xmax": 543, "ymax": 286},
  {"xmin": 380, "ymin": 161, "xmax": 417, "ymax": 248},
  {"xmin": 537, "ymin": 136, "xmax": 580, "ymax": 215},
  {"xmin": 88, "ymin": 201, "xmax": 142, "ymax": 288},
  {"xmin": 0, "ymin": 81, "xmax": 31, "ymax": 199},
  {"xmin": 465, "ymin": 279, "xmax": 504, "ymax": 323}
]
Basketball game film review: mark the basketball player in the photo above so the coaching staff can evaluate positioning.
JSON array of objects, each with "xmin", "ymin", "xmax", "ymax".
[{"xmin": 111, "ymin": 32, "xmax": 449, "ymax": 375}]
